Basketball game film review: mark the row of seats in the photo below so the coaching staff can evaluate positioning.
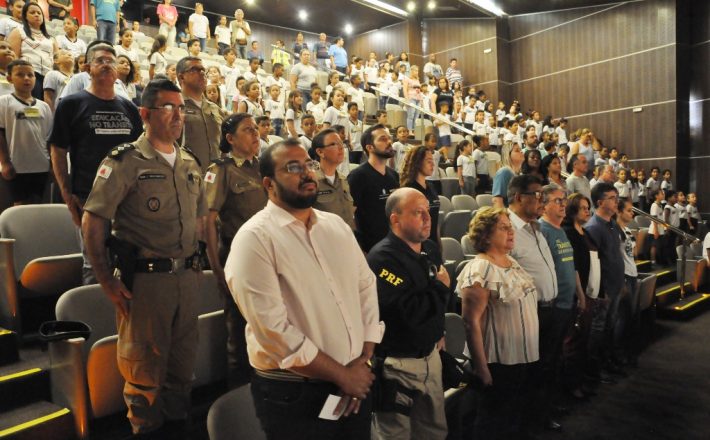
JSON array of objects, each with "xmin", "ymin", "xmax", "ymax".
[{"xmin": 48, "ymin": 272, "xmax": 226, "ymax": 438}]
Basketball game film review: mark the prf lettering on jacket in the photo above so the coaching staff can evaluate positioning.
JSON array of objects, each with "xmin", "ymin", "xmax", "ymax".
[{"xmin": 379, "ymin": 268, "xmax": 404, "ymax": 286}]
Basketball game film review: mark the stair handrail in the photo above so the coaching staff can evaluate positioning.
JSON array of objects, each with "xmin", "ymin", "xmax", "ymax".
[{"xmin": 372, "ymin": 86, "xmax": 478, "ymax": 138}]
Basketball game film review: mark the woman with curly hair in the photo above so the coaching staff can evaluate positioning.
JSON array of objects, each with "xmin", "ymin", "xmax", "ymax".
[{"xmin": 457, "ymin": 206, "xmax": 540, "ymax": 439}]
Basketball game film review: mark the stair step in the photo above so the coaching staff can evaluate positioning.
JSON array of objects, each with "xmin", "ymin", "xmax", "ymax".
[
  {"xmin": 0, "ymin": 367, "xmax": 50, "ymax": 413},
  {"xmin": 657, "ymin": 292, "xmax": 710, "ymax": 319},
  {"xmin": 655, "ymin": 282, "xmax": 692, "ymax": 307},
  {"xmin": 652, "ymin": 268, "xmax": 676, "ymax": 286},
  {"xmin": 0, "ymin": 330, "xmax": 19, "ymax": 367},
  {"xmin": 0, "ymin": 402, "xmax": 74, "ymax": 440},
  {"xmin": 635, "ymin": 260, "xmax": 653, "ymax": 273}
]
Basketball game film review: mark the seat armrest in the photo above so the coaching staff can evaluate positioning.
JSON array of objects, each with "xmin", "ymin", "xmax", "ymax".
[
  {"xmin": 49, "ymin": 338, "xmax": 91, "ymax": 439},
  {"xmin": 19, "ymin": 253, "xmax": 83, "ymax": 298},
  {"xmin": 0, "ymin": 238, "xmax": 19, "ymax": 330}
]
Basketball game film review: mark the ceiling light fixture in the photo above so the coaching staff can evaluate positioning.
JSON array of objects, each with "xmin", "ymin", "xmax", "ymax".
[
  {"xmin": 245, "ymin": 0, "xmax": 254, "ymax": 5},
  {"xmin": 427, "ymin": 1, "xmax": 436, "ymax": 10},
  {"xmin": 468, "ymin": 0, "xmax": 506, "ymax": 16},
  {"xmin": 406, "ymin": 1, "xmax": 416, "ymax": 12},
  {"xmin": 352, "ymin": 0, "xmax": 409, "ymax": 18},
  {"xmin": 298, "ymin": 10, "xmax": 308, "ymax": 20},
  {"xmin": 344, "ymin": 23, "xmax": 353, "ymax": 35}
]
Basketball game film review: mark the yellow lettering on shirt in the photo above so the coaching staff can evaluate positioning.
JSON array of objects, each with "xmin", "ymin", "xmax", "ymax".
[{"xmin": 379, "ymin": 268, "xmax": 404, "ymax": 286}]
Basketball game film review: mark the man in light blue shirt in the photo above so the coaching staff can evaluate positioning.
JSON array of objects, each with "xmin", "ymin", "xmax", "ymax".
[
  {"xmin": 90, "ymin": 0, "xmax": 121, "ymax": 45},
  {"xmin": 328, "ymin": 37, "xmax": 348, "ymax": 75}
]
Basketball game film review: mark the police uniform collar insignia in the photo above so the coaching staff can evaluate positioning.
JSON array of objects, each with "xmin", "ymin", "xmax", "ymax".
[{"xmin": 180, "ymin": 146, "xmax": 201, "ymax": 167}]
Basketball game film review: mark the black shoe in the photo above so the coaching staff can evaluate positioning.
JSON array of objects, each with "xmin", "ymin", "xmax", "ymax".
[{"xmin": 545, "ymin": 419, "xmax": 563, "ymax": 432}]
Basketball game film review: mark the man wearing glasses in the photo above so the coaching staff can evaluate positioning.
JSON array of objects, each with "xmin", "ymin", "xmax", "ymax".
[
  {"xmin": 584, "ymin": 183, "xmax": 626, "ymax": 383},
  {"xmin": 538, "ymin": 184, "xmax": 580, "ymax": 432},
  {"xmin": 177, "ymin": 56, "xmax": 223, "ymax": 171},
  {"xmin": 311, "ymin": 128, "xmax": 356, "ymax": 229},
  {"xmin": 82, "ymin": 79, "xmax": 208, "ymax": 436},
  {"xmin": 506, "ymin": 174, "xmax": 561, "ymax": 434},
  {"xmin": 50, "ymin": 43, "xmax": 143, "ymax": 284},
  {"xmin": 225, "ymin": 139, "xmax": 383, "ymax": 439}
]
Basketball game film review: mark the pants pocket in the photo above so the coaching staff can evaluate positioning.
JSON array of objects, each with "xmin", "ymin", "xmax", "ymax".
[{"xmin": 118, "ymin": 342, "xmax": 159, "ymax": 388}]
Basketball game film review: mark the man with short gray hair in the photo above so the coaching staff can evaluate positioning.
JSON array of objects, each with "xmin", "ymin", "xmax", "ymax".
[
  {"xmin": 50, "ymin": 42, "xmax": 142, "ymax": 284},
  {"xmin": 177, "ymin": 56, "xmax": 223, "ymax": 171}
]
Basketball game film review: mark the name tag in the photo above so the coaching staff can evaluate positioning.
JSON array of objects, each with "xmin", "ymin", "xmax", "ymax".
[
  {"xmin": 24, "ymin": 107, "xmax": 41, "ymax": 118},
  {"xmin": 317, "ymin": 190, "xmax": 333, "ymax": 196},
  {"xmin": 138, "ymin": 173, "xmax": 166, "ymax": 180}
]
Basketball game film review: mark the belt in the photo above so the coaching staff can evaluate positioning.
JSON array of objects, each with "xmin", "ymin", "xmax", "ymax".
[
  {"xmin": 254, "ymin": 369, "xmax": 325, "ymax": 383},
  {"xmin": 379, "ymin": 345, "xmax": 434, "ymax": 359},
  {"xmin": 134, "ymin": 256, "xmax": 197, "ymax": 274}
]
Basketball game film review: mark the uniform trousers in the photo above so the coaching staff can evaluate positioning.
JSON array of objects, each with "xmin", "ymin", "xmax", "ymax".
[
  {"xmin": 251, "ymin": 374, "xmax": 372, "ymax": 440},
  {"xmin": 117, "ymin": 269, "xmax": 200, "ymax": 434},
  {"xmin": 220, "ymin": 240, "xmax": 251, "ymax": 387},
  {"xmin": 373, "ymin": 347, "xmax": 447, "ymax": 440}
]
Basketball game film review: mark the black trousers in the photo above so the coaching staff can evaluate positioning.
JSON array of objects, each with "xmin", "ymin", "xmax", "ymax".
[
  {"xmin": 251, "ymin": 374, "xmax": 372, "ymax": 440},
  {"xmin": 220, "ymin": 239, "xmax": 251, "ymax": 387}
]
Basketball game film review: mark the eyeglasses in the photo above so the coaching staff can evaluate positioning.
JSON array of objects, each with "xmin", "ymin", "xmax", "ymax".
[
  {"xmin": 184, "ymin": 66, "xmax": 206, "ymax": 75},
  {"xmin": 549, "ymin": 197, "xmax": 568, "ymax": 206},
  {"xmin": 322, "ymin": 141, "xmax": 344, "ymax": 149},
  {"xmin": 603, "ymin": 195, "xmax": 619, "ymax": 202},
  {"xmin": 283, "ymin": 160, "xmax": 320, "ymax": 174},
  {"xmin": 149, "ymin": 103, "xmax": 186, "ymax": 115},
  {"xmin": 92, "ymin": 57, "xmax": 117, "ymax": 66},
  {"xmin": 520, "ymin": 191, "xmax": 542, "ymax": 199}
]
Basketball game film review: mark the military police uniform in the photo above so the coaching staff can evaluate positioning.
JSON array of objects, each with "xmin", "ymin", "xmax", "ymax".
[
  {"xmin": 205, "ymin": 153, "xmax": 267, "ymax": 383},
  {"xmin": 83, "ymin": 134, "xmax": 207, "ymax": 433},
  {"xmin": 313, "ymin": 169, "xmax": 356, "ymax": 229},
  {"xmin": 183, "ymin": 96, "xmax": 223, "ymax": 172}
]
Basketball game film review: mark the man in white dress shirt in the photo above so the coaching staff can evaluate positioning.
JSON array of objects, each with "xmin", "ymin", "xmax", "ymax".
[{"xmin": 224, "ymin": 139, "xmax": 384, "ymax": 439}]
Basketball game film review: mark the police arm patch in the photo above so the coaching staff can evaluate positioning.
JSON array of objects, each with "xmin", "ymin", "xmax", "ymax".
[{"xmin": 97, "ymin": 164, "xmax": 112, "ymax": 179}]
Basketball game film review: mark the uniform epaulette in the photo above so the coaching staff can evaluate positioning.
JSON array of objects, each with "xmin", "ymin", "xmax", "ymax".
[
  {"xmin": 211, "ymin": 157, "xmax": 230, "ymax": 166},
  {"xmin": 108, "ymin": 143, "xmax": 135, "ymax": 160},
  {"xmin": 181, "ymin": 146, "xmax": 202, "ymax": 168}
]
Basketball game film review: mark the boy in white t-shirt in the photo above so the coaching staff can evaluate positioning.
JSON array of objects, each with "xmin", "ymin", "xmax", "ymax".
[
  {"xmin": 471, "ymin": 136, "xmax": 490, "ymax": 193},
  {"xmin": 299, "ymin": 114, "xmax": 316, "ymax": 151},
  {"xmin": 220, "ymin": 48, "xmax": 240, "ymax": 103},
  {"xmin": 263, "ymin": 84, "xmax": 285, "ymax": 136},
  {"xmin": 264, "ymin": 63, "xmax": 289, "ymax": 104},
  {"xmin": 347, "ymin": 102, "xmax": 363, "ymax": 164},
  {"xmin": 462, "ymin": 98, "xmax": 477, "ymax": 131},
  {"xmin": 435, "ymin": 102, "xmax": 452, "ymax": 148},
  {"xmin": 0, "ymin": 60, "xmax": 53, "ymax": 204},
  {"xmin": 347, "ymin": 75, "xmax": 365, "ymax": 120},
  {"xmin": 424, "ymin": 133, "xmax": 442, "ymax": 195},
  {"xmin": 391, "ymin": 125, "xmax": 413, "ymax": 173}
]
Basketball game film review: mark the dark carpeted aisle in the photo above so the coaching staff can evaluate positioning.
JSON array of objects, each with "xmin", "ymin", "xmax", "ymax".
[{"xmin": 539, "ymin": 311, "xmax": 710, "ymax": 440}]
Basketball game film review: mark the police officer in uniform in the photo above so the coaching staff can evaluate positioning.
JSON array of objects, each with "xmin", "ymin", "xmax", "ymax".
[
  {"xmin": 205, "ymin": 113, "xmax": 268, "ymax": 387},
  {"xmin": 82, "ymin": 79, "xmax": 207, "ymax": 437},
  {"xmin": 178, "ymin": 56, "xmax": 223, "ymax": 172},
  {"xmin": 312, "ymin": 128, "xmax": 355, "ymax": 229},
  {"xmin": 367, "ymin": 187, "xmax": 450, "ymax": 440}
]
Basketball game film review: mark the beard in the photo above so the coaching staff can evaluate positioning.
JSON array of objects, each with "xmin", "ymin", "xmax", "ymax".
[
  {"xmin": 275, "ymin": 177, "xmax": 318, "ymax": 209},
  {"xmin": 372, "ymin": 146, "xmax": 395, "ymax": 159}
]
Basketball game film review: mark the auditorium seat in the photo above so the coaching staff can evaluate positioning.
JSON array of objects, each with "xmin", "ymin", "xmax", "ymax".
[
  {"xmin": 363, "ymin": 93, "xmax": 377, "ymax": 117},
  {"xmin": 441, "ymin": 211, "xmax": 472, "ymax": 241},
  {"xmin": 460, "ymin": 235, "xmax": 477, "ymax": 259},
  {"xmin": 0, "ymin": 205, "xmax": 82, "ymax": 333},
  {"xmin": 440, "ymin": 178, "xmax": 460, "ymax": 199},
  {"xmin": 438, "ymin": 195, "xmax": 453, "ymax": 214},
  {"xmin": 475, "ymin": 194, "xmax": 493, "ymax": 208},
  {"xmin": 48, "ymin": 272, "xmax": 226, "ymax": 439},
  {"xmin": 207, "ymin": 385, "xmax": 265, "ymax": 440},
  {"xmin": 441, "ymin": 237, "xmax": 465, "ymax": 267},
  {"xmin": 634, "ymin": 215, "xmax": 651, "ymax": 228},
  {"xmin": 451, "ymin": 194, "xmax": 478, "ymax": 212},
  {"xmin": 386, "ymin": 108, "xmax": 406, "ymax": 128},
  {"xmin": 445, "ymin": 167, "xmax": 457, "ymax": 178},
  {"xmin": 444, "ymin": 313, "xmax": 467, "ymax": 361},
  {"xmin": 676, "ymin": 244, "xmax": 706, "ymax": 292}
]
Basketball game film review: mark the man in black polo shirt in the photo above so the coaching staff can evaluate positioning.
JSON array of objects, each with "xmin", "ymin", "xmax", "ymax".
[
  {"xmin": 367, "ymin": 187, "xmax": 450, "ymax": 440},
  {"xmin": 348, "ymin": 124, "xmax": 399, "ymax": 252},
  {"xmin": 584, "ymin": 182, "xmax": 625, "ymax": 378}
]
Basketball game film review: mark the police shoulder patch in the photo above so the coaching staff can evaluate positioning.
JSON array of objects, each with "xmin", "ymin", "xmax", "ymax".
[
  {"xmin": 211, "ymin": 157, "xmax": 230, "ymax": 166},
  {"xmin": 108, "ymin": 143, "xmax": 135, "ymax": 161}
]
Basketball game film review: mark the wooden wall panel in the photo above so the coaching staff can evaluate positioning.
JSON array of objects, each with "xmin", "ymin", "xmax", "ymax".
[
  {"xmin": 347, "ymin": 22, "xmax": 409, "ymax": 63},
  {"xmin": 508, "ymin": 0, "xmax": 676, "ymax": 83},
  {"xmin": 509, "ymin": 46, "xmax": 676, "ymax": 119},
  {"xmin": 246, "ymin": 22, "xmax": 321, "ymax": 59},
  {"xmin": 506, "ymin": 4, "xmax": 612, "ymax": 41}
]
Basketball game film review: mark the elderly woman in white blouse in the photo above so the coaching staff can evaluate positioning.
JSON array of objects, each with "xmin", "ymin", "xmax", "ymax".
[{"xmin": 458, "ymin": 206, "xmax": 539, "ymax": 439}]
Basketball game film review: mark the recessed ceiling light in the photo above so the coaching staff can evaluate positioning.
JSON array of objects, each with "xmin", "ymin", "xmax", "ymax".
[
  {"xmin": 355, "ymin": 0, "xmax": 408, "ymax": 18},
  {"xmin": 406, "ymin": 1, "xmax": 416, "ymax": 12},
  {"xmin": 427, "ymin": 1, "xmax": 436, "ymax": 10},
  {"xmin": 298, "ymin": 10, "xmax": 308, "ymax": 20},
  {"xmin": 344, "ymin": 23, "xmax": 353, "ymax": 35},
  {"xmin": 468, "ymin": 0, "xmax": 506, "ymax": 16},
  {"xmin": 245, "ymin": 0, "xmax": 254, "ymax": 5}
]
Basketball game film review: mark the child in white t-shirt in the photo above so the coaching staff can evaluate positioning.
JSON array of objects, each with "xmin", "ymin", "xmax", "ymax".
[
  {"xmin": 214, "ymin": 16, "xmax": 231, "ymax": 54},
  {"xmin": 456, "ymin": 139, "xmax": 476, "ymax": 196},
  {"xmin": 264, "ymin": 84, "xmax": 285, "ymax": 136},
  {"xmin": 435, "ymin": 102, "xmax": 452, "ymax": 147},
  {"xmin": 306, "ymin": 85, "xmax": 326, "ymax": 127},
  {"xmin": 391, "ymin": 125, "xmax": 413, "ymax": 173}
]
